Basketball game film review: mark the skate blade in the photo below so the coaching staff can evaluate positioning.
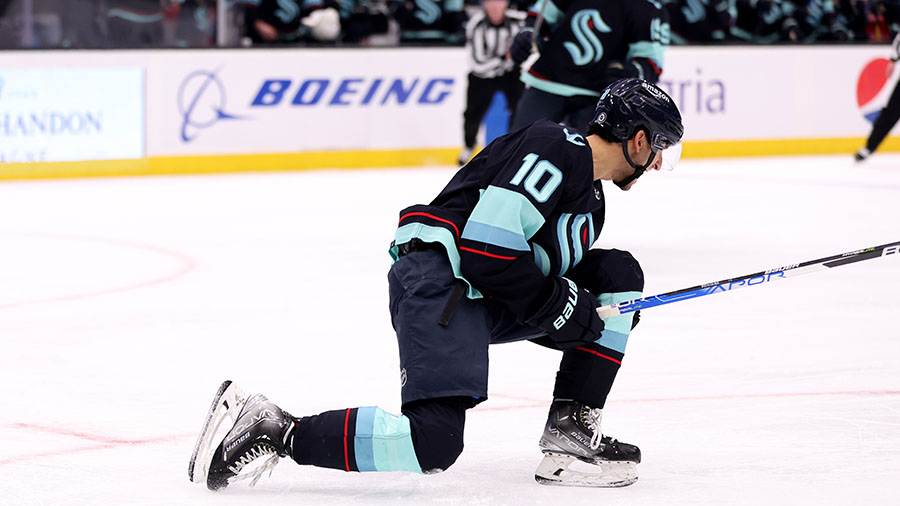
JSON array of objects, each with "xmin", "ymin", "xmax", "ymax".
[
  {"xmin": 188, "ymin": 380, "xmax": 247, "ymax": 485},
  {"xmin": 534, "ymin": 452, "xmax": 638, "ymax": 488}
]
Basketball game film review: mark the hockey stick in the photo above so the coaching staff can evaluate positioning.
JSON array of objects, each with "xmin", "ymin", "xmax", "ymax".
[
  {"xmin": 530, "ymin": 0, "xmax": 549, "ymax": 50},
  {"xmin": 596, "ymin": 240, "xmax": 900, "ymax": 319}
]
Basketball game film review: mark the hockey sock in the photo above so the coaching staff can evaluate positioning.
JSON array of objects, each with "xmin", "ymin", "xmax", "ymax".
[
  {"xmin": 552, "ymin": 291, "xmax": 641, "ymax": 408},
  {"xmin": 594, "ymin": 290, "xmax": 642, "ymax": 352},
  {"xmin": 402, "ymin": 397, "xmax": 467, "ymax": 473},
  {"xmin": 290, "ymin": 407, "xmax": 423, "ymax": 473}
]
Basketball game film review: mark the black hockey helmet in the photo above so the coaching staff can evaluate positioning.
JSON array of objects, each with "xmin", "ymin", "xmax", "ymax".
[{"xmin": 588, "ymin": 78, "xmax": 684, "ymax": 188}]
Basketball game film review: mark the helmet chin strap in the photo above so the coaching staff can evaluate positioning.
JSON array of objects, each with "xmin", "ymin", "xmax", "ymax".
[{"xmin": 614, "ymin": 139, "xmax": 657, "ymax": 189}]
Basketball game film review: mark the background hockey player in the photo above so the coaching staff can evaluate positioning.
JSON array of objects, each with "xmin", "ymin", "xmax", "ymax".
[
  {"xmin": 389, "ymin": 0, "xmax": 467, "ymax": 44},
  {"xmin": 508, "ymin": 0, "xmax": 670, "ymax": 131},
  {"xmin": 663, "ymin": 0, "xmax": 735, "ymax": 44},
  {"xmin": 244, "ymin": 0, "xmax": 341, "ymax": 44},
  {"xmin": 856, "ymin": 30, "xmax": 900, "ymax": 161},
  {"xmin": 458, "ymin": 0, "xmax": 526, "ymax": 165},
  {"xmin": 189, "ymin": 78, "xmax": 684, "ymax": 490}
]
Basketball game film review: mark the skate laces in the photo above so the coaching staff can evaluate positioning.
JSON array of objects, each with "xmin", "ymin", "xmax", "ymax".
[
  {"xmin": 228, "ymin": 444, "xmax": 280, "ymax": 487},
  {"xmin": 583, "ymin": 407, "xmax": 603, "ymax": 451}
]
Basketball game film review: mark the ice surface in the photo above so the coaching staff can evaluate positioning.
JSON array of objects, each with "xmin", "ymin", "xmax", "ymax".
[{"xmin": 1, "ymin": 154, "xmax": 899, "ymax": 505}]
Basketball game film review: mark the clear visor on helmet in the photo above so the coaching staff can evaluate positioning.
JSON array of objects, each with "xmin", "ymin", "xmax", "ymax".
[
  {"xmin": 650, "ymin": 131, "xmax": 682, "ymax": 172},
  {"xmin": 660, "ymin": 142, "xmax": 682, "ymax": 172}
]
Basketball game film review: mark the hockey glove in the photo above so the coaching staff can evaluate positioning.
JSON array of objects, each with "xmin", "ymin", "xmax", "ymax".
[
  {"xmin": 606, "ymin": 60, "xmax": 639, "ymax": 82},
  {"xmin": 510, "ymin": 27, "xmax": 538, "ymax": 65},
  {"xmin": 526, "ymin": 277, "xmax": 604, "ymax": 349}
]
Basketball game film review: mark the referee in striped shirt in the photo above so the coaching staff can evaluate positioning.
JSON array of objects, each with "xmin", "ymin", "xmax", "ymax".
[
  {"xmin": 459, "ymin": 0, "xmax": 525, "ymax": 165},
  {"xmin": 857, "ymin": 32, "xmax": 900, "ymax": 162}
]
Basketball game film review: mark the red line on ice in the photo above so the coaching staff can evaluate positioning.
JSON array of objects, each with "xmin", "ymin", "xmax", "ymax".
[
  {"xmin": 0, "ymin": 444, "xmax": 118, "ymax": 465},
  {"xmin": 5, "ymin": 390, "xmax": 899, "ymax": 464},
  {"xmin": 477, "ymin": 389, "xmax": 900, "ymax": 411},
  {"xmin": 6, "ymin": 423, "xmax": 192, "ymax": 445},
  {"xmin": 0, "ymin": 230, "xmax": 196, "ymax": 309},
  {"xmin": 0, "ymin": 424, "xmax": 195, "ymax": 465}
]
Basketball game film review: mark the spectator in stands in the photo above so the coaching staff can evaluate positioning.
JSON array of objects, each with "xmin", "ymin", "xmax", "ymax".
[
  {"xmin": 664, "ymin": 0, "xmax": 736, "ymax": 44},
  {"xmin": 727, "ymin": 0, "xmax": 787, "ymax": 43},
  {"xmin": 244, "ymin": 0, "xmax": 341, "ymax": 44},
  {"xmin": 335, "ymin": 0, "xmax": 392, "ymax": 44},
  {"xmin": 836, "ymin": 0, "xmax": 873, "ymax": 41},
  {"xmin": 866, "ymin": 0, "xmax": 900, "ymax": 41},
  {"xmin": 389, "ymin": 0, "xmax": 467, "ymax": 44}
]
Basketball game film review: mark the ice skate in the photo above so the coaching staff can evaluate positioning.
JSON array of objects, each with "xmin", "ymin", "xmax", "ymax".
[
  {"xmin": 457, "ymin": 146, "xmax": 473, "ymax": 165},
  {"xmin": 534, "ymin": 401, "xmax": 640, "ymax": 487},
  {"xmin": 188, "ymin": 381, "xmax": 295, "ymax": 490},
  {"xmin": 855, "ymin": 147, "xmax": 871, "ymax": 162}
]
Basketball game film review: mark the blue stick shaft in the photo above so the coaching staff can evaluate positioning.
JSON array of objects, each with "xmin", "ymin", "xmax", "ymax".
[{"xmin": 596, "ymin": 240, "xmax": 900, "ymax": 319}]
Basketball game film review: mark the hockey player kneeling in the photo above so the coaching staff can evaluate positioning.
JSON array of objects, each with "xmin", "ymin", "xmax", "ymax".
[{"xmin": 188, "ymin": 78, "xmax": 684, "ymax": 490}]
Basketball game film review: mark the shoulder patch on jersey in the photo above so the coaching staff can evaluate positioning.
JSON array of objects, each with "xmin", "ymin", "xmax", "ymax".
[{"xmin": 564, "ymin": 128, "xmax": 586, "ymax": 147}]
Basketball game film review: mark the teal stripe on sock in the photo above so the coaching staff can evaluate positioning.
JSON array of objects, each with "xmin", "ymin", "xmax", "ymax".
[
  {"xmin": 595, "ymin": 291, "xmax": 642, "ymax": 353},
  {"xmin": 354, "ymin": 407, "xmax": 377, "ymax": 472},
  {"xmin": 596, "ymin": 329, "xmax": 629, "ymax": 354},
  {"xmin": 365, "ymin": 408, "xmax": 422, "ymax": 473}
]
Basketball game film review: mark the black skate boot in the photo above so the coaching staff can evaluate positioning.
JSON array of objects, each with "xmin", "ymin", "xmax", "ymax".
[
  {"xmin": 535, "ymin": 400, "xmax": 640, "ymax": 487},
  {"xmin": 188, "ymin": 381, "xmax": 296, "ymax": 491}
]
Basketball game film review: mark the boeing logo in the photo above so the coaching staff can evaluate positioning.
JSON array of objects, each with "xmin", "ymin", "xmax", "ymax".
[
  {"xmin": 251, "ymin": 77, "xmax": 454, "ymax": 107},
  {"xmin": 178, "ymin": 68, "xmax": 243, "ymax": 143},
  {"xmin": 176, "ymin": 66, "xmax": 456, "ymax": 143}
]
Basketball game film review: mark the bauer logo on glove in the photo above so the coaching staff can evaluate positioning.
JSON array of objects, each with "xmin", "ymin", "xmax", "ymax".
[{"xmin": 553, "ymin": 278, "xmax": 580, "ymax": 330}]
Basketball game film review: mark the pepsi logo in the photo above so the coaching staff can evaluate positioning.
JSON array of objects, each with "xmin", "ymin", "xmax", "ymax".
[{"xmin": 857, "ymin": 58, "xmax": 895, "ymax": 123}]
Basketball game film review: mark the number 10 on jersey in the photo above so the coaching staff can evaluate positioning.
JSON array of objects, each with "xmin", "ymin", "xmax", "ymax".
[{"xmin": 510, "ymin": 153, "xmax": 563, "ymax": 203}]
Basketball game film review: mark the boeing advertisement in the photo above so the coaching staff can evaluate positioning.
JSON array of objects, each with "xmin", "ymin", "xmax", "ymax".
[{"xmin": 152, "ymin": 49, "xmax": 467, "ymax": 156}]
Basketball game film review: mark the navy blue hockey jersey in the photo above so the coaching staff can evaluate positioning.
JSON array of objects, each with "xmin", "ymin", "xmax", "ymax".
[
  {"xmin": 390, "ymin": 120, "xmax": 605, "ymax": 321},
  {"xmin": 523, "ymin": 0, "xmax": 670, "ymax": 96},
  {"xmin": 389, "ymin": 0, "xmax": 466, "ymax": 43}
]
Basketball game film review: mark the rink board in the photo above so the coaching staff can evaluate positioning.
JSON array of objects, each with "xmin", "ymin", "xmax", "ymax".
[{"xmin": 0, "ymin": 45, "xmax": 898, "ymax": 179}]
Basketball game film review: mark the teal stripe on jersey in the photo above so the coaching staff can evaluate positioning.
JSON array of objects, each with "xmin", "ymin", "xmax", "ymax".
[
  {"xmin": 533, "ymin": 243, "xmax": 551, "ymax": 277},
  {"xmin": 594, "ymin": 290, "xmax": 642, "ymax": 353},
  {"xmin": 354, "ymin": 407, "xmax": 377, "ymax": 471},
  {"xmin": 556, "ymin": 213, "xmax": 571, "ymax": 276},
  {"xmin": 400, "ymin": 30, "xmax": 448, "ymax": 39},
  {"xmin": 462, "ymin": 221, "xmax": 531, "ymax": 251},
  {"xmin": 445, "ymin": 0, "xmax": 464, "ymax": 12},
  {"xmin": 352, "ymin": 407, "xmax": 423, "ymax": 473},
  {"xmin": 626, "ymin": 41, "xmax": 665, "ymax": 69},
  {"xmin": 521, "ymin": 72, "xmax": 600, "ymax": 98},
  {"xmin": 570, "ymin": 214, "xmax": 588, "ymax": 267},
  {"xmin": 587, "ymin": 214, "xmax": 595, "ymax": 247},
  {"xmin": 467, "ymin": 186, "xmax": 546, "ymax": 240},
  {"xmin": 531, "ymin": 0, "xmax": 564, "ymax": 26},
  {"xmin": 390, "ymin": 223, "xmax": 483, "ymax": 299}
]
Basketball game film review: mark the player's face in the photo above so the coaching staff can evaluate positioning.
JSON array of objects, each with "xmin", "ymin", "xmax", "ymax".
[
  {"xmin": 634, "ymin": 130, "xmax": 663, "ymax": 171},
  {"xmin": 619, "ymin": 132, "xmax": 662, "ymax": 190}
]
